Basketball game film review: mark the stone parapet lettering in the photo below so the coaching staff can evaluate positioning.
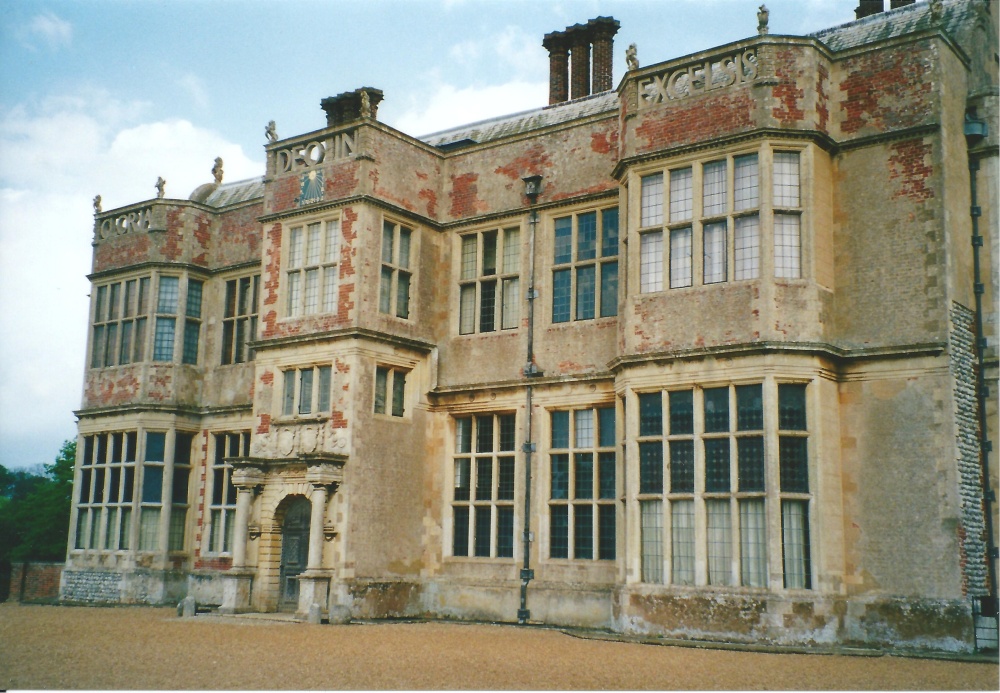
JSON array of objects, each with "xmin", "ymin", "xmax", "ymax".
[
  {"xmin": 274, "ymin": 131, "xmax": 356, "ymax": 175},
  {"xmin": 96, "ymin": 206, "xmax": 153, "ymax": 241},
  {"xmin": 638, "ymin": 48, "xmax": 758, "ymax": 107}
]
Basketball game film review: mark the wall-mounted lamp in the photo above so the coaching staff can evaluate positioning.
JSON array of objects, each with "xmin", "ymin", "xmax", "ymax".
[
  {"xmin": 522, "ymin": 175, "xmax": 543, "ymax": 201},
  {"xmin": 965, "ymin": 114, "xmax": 988, "ymax": 145}
]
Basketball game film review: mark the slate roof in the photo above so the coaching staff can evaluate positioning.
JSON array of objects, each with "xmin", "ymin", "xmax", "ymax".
[
  {"xmin": 810, "ymin": 0, "xmax": 979, "ymax": 52},
  {"xmin": 419, "ymin": 91, "xmax": 618, "ymax": 149},
  {"xmin": 193, "ymin": 177, "xmax": 265, "ymax": 207}
]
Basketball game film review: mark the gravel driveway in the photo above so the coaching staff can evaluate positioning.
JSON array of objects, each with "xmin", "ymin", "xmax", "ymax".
[{"xmin": 0, "ymin": 603, "xmax": 996, "ymax": 690}]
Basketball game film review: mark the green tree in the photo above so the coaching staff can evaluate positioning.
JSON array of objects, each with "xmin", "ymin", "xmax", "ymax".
[{"xmin": 0, "ymin": 440, "xmax": 75, "ymax": 565}]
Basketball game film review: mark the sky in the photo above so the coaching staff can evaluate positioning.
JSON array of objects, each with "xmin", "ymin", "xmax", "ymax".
[{"xmin": 0, "ymin": 0, "xmax": 857, "ymax": 471}]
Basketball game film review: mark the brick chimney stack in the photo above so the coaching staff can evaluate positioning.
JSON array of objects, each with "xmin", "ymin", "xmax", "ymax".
[
  {"xmin": 856, "ymin": 0, "xmax": 885, "ymax": 19},
  {"xmin": 568, "ymin": 24, "xmax": 591, "ymax": 100},
  {"xmin": 543, "ymin": 16, "xmax": 620, "ymax": 105},
  {"xmin": 542, "ymin": 32, "xmax": 569, "ymax": 105},
  {"xmin": 589, "ymin": 17, "xmax": 621, "ymax": 94}
]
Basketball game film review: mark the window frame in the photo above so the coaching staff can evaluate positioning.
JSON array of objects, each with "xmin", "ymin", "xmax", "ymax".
[
  {"xmin": 89, "ymin": 276, "xmax": 151, "ymax": 369},
  {"xmin": 285, "ymin": 217, "xmax": 342, "ymax": 318},
  {"xmin": 547, "ymin": 405, "xmax": 617, "ymax": 561},
  {"xmin": 75, "ymin": 431, "xmax": 138, "ymax": 552},
  {"xmin": 181, "ymin": 280, "xmax": 203, "ymax": 365},
  {"xmin": 221, "ymin": 274, "xmax": 260, "ymax": 365},
  {"xmin": 207, "ymin": 431, "xmax": 249, "ymax": 555},
  {"xmin": 636, "ymin": 144, "xmax": 807, "ymax": 293},
  {"xmin": 634, "ymin": 379, "xmax": 813, "ymax": 591},
  {"xmin": 550, "ymin": 206, "xmax": 619, "ymax": 324},
  {"xmin": 458, "ymin": 225, "xmax": 522, "ymax": 334},
  {"xmin": 373, "ymin": 364, "xmax": 408, "ymax": 418},
  {"xmin": 280, "ymin": 365, "xmax": 334, "ymax": 419},
  {"xmin": 450, "ymin": 413, "xmax": 518, "ymax": 559},
  {"xmin": 379, "ymin": 218, "xmax": 414, "ymax": 320}
]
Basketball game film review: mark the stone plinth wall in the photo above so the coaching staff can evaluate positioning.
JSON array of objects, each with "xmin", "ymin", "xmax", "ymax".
[{"xmin": 61, "ymin": 569, "xmax": 123, "ymax": 604}]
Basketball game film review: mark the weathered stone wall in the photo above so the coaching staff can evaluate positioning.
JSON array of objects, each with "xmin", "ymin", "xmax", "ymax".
[
  {"xmin": 831, "ymin": 137, "xmax": 945, "ymax": 348},
  {"xmin": 838, "ymin": 356, "xmax": 965, "ymax": 599}
]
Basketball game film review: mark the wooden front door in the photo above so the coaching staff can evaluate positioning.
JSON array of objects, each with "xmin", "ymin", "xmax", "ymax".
[{"xmin": 279, "ymin": 497, "xmax": 311, "ymax": 611}]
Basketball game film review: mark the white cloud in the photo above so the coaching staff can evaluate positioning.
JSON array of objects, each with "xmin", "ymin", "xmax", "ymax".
[
  {"xmin": 0, "ymin": 90, "xmax": 263, "ymax": 469},
  {"xmin": 389, "ymin": 79, "xmax": 547, "ymax": 138},
  {"xmin": 446, "ymin": 25, "xmax": 548, "ymax": 82},
  {"xmin": 493, "ymin": 25, "xmax": 548, "ymax": 78},
  {"xmin": 21, "ymin": 11, "xmax": 72, "ymax": 51},
  {"xmin": 177, "ymin": 73, "xmax": 211, "ymax": 111}
]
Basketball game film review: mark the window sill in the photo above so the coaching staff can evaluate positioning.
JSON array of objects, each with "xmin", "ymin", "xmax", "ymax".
[
  {"xmin": 273, "ymin": 415, "xmax": 329, "ymax": 425},
  {"xmin": 548, "ymin": 316, "xmax": 618, "ymax": 328},
  {"xmin": 372, "ymin": 413, "xmax": 410, "ymax": 422},
  {"xmin": 456, "ymin": 328, "xmax": 520, "ymax": 338}
]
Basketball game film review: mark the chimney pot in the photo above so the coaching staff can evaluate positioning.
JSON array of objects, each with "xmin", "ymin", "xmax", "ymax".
[
  {"xmin": 588, "ymin": 17, "xmax": 620, "ymax": 94},
  {"xmin": 543, "ymin": 32, "xmax": 570, "ymax": 105},
  {"xmin": 856, "ymin": 0, "xmax": 884, "ymax": 19},
  {"xmin": 567, "ymin": 24, "xmax": 591, "ymax": 100}
]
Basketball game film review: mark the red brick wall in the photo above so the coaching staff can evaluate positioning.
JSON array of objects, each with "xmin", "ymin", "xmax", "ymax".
[{"xmin": 7, "ymin": 562, "xmax": 63, "ymax": 602}]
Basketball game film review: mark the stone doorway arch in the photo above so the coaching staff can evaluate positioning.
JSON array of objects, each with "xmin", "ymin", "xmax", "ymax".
[{"xmin": 278, "ymin": 495, "xmax": 311, "ymax": 612}]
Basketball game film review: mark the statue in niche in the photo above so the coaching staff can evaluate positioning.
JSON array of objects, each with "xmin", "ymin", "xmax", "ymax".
[
  {"xmin": 155, "ymin": 177, "xmax": 165, "ymax": 199},
  {"xmin": 212, "ymin": 157, "xmax": 223, "ymax": 184},
  {"xmin": 626, "ymin": 43, "xmax": 639, "ymax": 71},
  {"xmin": 266, "ymin": 120, "xmax": 278, "ymax": 142},
  {"xmin": 758, "ymin": 5, "xmax": 769, "ymax": 35},
  {"xmin": 93, "ymin": 195, "xmax": 102, "ymax": 214},
  {"xmin": 361, "ymin": 90, "xmax": 371, "ymax": 119}
]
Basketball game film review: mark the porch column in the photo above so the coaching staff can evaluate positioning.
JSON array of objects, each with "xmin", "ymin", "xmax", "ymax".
[
  {"xmin": 232, "ymin": 486, "xmax": 254, "ymax": 569},
  {"xmin": 297, "ymin": 461, "xmax": 343, "ymax": 618},
  {"xmin": 307, "ymin": 483, "xmax": 328, "ymax": 570},
  {"xmin": 219, "ymin": 463, "xmax": 263, "ymax": 615},
  {"xmin": 230, "ymin": 464, "xmax": 264, "ymax": 568}
]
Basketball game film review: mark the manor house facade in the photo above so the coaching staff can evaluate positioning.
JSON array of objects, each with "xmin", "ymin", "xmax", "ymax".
[{"xmin": 62, "ymin": 0, "xmax": 999, "ymax": 652}]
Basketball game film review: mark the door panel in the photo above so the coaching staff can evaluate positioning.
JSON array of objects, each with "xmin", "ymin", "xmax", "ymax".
[{"xmin": 279, "ymin": 497, "xmax": 311, "ymax": 611}]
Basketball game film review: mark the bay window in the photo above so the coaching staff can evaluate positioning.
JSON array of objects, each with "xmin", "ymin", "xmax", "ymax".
[
  {"xmin": 637, "ymin": 147, "xmax": 803, "ymax": 291},
  {"xmin": 636, "ymin": 381, "xmax": 811, "ymax": 590}
]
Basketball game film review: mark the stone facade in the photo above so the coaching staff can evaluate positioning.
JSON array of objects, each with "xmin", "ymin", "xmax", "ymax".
[{"xmin": 63, "ymin": 0, "xmax": 998, "ymax": 652}]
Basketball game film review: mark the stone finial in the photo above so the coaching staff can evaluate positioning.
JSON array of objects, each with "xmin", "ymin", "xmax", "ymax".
[
  {"xmin": 212, "ymin": 157, "xmax": 224, "ymax": 184},
  {"xmin": 265, "ymin": 120, "xmax": 278, "ymax": 142},
  {"xmin": 93, "ymin": 195, "xmax": 102, "ymax": 214},
  {"xmin": 361, "ymin": 91, "xmax": 371, "ymax": 119},
  {"xmin": 625, "ymin": 43, "xmax": 639, "ymax": 71},
  {"xmin": 155, "ymin": 177, "xmax": 166, "ymax": 199},
  {"xmin": 758, "ymin": 5, "xmax": 770, "ymax": 35},
  {"xmin": 930, "ymin": 0, "xmax": 943, "ymax": 21}
]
